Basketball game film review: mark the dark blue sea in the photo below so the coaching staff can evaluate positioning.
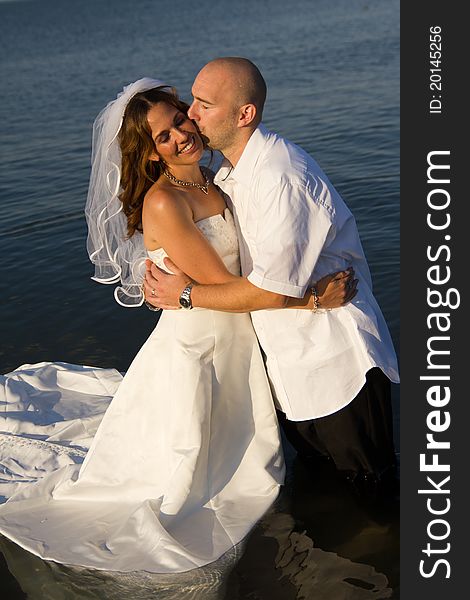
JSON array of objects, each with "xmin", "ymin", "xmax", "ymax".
[{"xmin": 0, "ymin": 0, "xmax": 400, "ymax": 597}]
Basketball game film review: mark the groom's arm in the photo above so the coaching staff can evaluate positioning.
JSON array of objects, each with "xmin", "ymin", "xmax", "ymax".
[
  {"xmin": 191, "ymin": 274, "xmax": 294, "ymax": 311},
  {"xmin": 145, "ymin": 261, "xmax": 294, "ymax": 311},
  {"xmin": 143, "ymin": 259, "xmax": 355, "ymax": 312}
]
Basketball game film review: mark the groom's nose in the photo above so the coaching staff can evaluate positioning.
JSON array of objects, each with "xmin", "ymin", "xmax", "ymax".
[{"xmin": 188, "ymin": 102, "xmax": 199, "ymax": 121}]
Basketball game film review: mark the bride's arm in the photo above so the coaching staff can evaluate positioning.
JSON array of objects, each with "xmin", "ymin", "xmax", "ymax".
[{"xmin": 143, "ymin": 188, "xmax": 238, "ymax": 286}]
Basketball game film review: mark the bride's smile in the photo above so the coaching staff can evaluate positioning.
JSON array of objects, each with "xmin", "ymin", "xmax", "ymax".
[{"xmin": 177, "ymin": 135, "xmax": 196, "ymax": 155}]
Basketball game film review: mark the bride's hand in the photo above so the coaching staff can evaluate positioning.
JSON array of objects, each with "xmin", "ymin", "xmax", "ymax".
[
  {"xmin": 143, "ymin": 258, "xmax": 192, "ymax": 310},
  {"xmin": 315, "ymin": 268, "xmax": 358, "ymax": 309}
]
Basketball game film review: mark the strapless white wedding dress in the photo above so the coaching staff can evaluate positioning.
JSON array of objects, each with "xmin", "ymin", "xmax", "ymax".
[{"xmin": 0, "ymin": 208, "xmax": 284, "ymax": 573}]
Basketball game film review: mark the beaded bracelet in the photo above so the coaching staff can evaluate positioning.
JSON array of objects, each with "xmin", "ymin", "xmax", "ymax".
[{"xmin": 311, "ymin": 286, "xmax": 319, "ymax": 312}]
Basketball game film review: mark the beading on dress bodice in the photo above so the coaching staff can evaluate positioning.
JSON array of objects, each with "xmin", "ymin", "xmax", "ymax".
[{"xmin": 147, "ymin": 207, "xmax": 240, "ymax": 276}]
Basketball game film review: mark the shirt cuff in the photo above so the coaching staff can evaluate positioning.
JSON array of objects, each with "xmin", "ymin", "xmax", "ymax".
[{"xmin": 247, "ymin": 271, "xmax": 306, "ymax": 298}]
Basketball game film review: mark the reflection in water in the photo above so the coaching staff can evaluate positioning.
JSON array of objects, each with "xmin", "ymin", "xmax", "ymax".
[
  {"xmin": 225, "ymin": 507, "xmax": 393, "ymax": 600},
  {"xmin": 1, "ymin": 508, "xmax": 392, "ymax": 600},
  {"xmin": 0, "ymin": 535, "xmax": 244, "ymax": 600}
]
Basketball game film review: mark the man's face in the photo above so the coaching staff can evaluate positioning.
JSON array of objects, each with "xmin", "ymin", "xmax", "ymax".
[{"xmin": 188, "ymin": 67, "xmax": 239, "ymax": 153}]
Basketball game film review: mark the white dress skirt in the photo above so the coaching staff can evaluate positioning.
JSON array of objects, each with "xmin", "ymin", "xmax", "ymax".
[{"xmin": 0, "ymin": 208, "xmax": 285, "ymax": 572}]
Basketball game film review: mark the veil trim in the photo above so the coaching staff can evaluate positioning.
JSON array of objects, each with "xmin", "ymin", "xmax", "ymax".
[{"xmin": 85, "ymin": 78, "xmax": 170, "ymax": 307}]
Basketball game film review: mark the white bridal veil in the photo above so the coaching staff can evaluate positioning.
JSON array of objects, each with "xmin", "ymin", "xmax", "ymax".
[{"xmin": 85, "ymin": 78, "xmax": 170, "ymax": 306}]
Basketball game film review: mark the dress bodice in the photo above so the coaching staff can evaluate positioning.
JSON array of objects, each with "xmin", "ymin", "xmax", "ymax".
[{"xmin": 147, "ymin": 207, "xmax": 240, "ymax": 276}]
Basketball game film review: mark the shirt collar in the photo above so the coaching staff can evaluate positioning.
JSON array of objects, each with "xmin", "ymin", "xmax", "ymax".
[{"xmin": 214, "ymin": 123, "xmax": 269, "ymax": 188}]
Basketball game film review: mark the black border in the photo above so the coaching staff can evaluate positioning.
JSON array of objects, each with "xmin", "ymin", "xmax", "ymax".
[{"xmin": 401, "ymin": 4, "xmax": 467, "ymax": 596}]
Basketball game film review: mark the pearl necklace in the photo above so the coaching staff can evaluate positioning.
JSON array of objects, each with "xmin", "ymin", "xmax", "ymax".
[{"xmin": 163, "ymin": 168, "xmax": 210, "ymax": 195}]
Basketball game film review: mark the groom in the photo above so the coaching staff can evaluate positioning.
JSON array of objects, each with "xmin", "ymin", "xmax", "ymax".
[{"xmin": 144, "ymin": 58, "xmax": 400, "ymax": 495}]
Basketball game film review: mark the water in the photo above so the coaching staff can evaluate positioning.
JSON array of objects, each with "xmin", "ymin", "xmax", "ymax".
[{"xmin": 0, "ymin": 0, "xmax": 400, "ymax": 597}]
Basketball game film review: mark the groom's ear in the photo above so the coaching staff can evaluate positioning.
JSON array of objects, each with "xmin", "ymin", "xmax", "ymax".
[{"xmin": 237, "ymin": 104, "xmax": 257, "ymax": 128}]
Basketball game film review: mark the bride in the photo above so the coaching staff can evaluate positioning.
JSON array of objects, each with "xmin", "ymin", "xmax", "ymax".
[{"xmin": 0, "ymin": 79, "xmax": 356, "ymax": 573}]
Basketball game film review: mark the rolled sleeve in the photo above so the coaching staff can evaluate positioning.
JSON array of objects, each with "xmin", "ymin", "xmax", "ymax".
[{"xmin": 247, "ymin": 271, "xmax": 305, "ymax": 297}]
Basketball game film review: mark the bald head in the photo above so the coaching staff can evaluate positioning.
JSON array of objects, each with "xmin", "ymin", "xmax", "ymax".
[
  {"xmin": 200, "ymin": 57, "xmax": 267, "ymax": 121},
  {"xmin": 188, "ymin": 57, "xmax": 266, "ymax": 161}
]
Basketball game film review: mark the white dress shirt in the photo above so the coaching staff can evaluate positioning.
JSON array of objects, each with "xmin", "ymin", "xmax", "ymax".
[{"xmin": 214, "ymin": 124, "xmax": 399, "ymax": 421}]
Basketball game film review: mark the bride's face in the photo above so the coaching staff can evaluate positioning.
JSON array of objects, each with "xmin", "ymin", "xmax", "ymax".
[{"xmin": 147, "ymin": 102, "xmax": 204, "ymax": 167}]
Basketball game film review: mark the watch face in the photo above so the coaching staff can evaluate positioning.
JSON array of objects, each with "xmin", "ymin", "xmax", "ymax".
[
  {"xmin": 179, "ymin": 297, "xmax": 191, "ymax": 309},
  {"xmin": 179, "ymin": 284, "xmax": 193, "ymax": 309}
]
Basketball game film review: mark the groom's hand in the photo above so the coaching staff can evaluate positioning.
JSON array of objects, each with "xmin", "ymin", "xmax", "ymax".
[
  {"xmin": 315, "ymin": 267, "xmax": 358, "ymax": 309},
  {"xmin": 143, "ymin": 258, "xmax": 192, "ymax": 310}
]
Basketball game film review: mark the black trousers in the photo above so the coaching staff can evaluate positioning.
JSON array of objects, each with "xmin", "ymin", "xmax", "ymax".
[{"xmin": 277, "ymin": 368, "xmax": 396, "ymax": 478}]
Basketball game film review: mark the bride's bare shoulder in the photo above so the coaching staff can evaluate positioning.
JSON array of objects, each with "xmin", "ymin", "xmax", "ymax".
[{"xmin": 143, "ymin": 181, "xmax": 192, "ymax": 222}]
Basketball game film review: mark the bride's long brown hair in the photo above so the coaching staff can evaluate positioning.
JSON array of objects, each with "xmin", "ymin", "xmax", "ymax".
[{"xmin": 118, "ymin": 88, "xmax": 190, "ymax": 237}]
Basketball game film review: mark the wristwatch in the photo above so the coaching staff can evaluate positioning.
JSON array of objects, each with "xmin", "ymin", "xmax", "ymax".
[{"xmin": 179, "ymin": 283, "xmax": 194, "ymax": 310}]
